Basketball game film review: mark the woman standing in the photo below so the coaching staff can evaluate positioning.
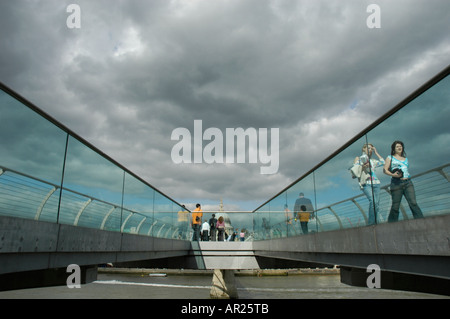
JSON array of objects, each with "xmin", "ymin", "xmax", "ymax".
[
  {"xmin": 353, "ymin": 144, "xmax": 385, "ymax": 225},
  {"xmin": 383, "ymin": 141, "xmax": 424, "ymax": 222},
  {"xmin": 216, "ymin": 216, "xmax": 226, "ymax": 241}
]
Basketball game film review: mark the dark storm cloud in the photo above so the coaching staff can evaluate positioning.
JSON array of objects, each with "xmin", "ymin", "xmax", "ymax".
[{"xmin": 1, "ymin": 0, "xmax": 449, "ymax": 210}]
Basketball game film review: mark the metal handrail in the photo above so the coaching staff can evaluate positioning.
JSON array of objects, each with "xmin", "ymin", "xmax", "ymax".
[
  {"xmin": 0, "ymin": 165, "xmax": 185, "ymax": 239},
  {"xmin": 254, "ymin": 163, "xmax": 450, "ymax": 234}
]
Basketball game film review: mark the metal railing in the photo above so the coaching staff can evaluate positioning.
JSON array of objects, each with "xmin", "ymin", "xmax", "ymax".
[
  {"xmin": 0, "ymin": 165, "xmax": 189, "ymax": 240},
  {"xmin": 1, "ymin": 163, "xmax": 449, "ymax": 242},
  {"xmin": 252, "ymin": 163, "xmax": 450, "ymax": 239}
]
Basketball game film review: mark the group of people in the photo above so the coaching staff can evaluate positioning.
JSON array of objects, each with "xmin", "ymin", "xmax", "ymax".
[
  {"xmin": 178, "ymin": 141, "xmax": 423, "ymax": 241},
  {"xmin": 201, "ymin": 220, "xmax": 246, "ymax": 242},
  {"xmin": 352, "ymin": 140, "xmax": 424, "ymax": 224},
  {"xmin": 178, "ymin": 204, "xmax": 246, "ymax": 241},
  {"xmin": 286, "ymin": 140, "xmax": 424, "ymax": 234}
]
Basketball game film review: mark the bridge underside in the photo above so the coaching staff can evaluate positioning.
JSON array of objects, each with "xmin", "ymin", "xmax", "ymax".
[
  {"xmin": 94, "ymin": 214, "xmax": 450, "ymax": 296},
  {"xmin": 1, "ymin": 214, "xmax": 450, "ymax": 296},
  {"xmin": 0, "ymin": 215, "xmax": 190, "ymax": 291},
  {"xmin": 252, "ymin": 214, "xmax": 450, "ymax": 296}
]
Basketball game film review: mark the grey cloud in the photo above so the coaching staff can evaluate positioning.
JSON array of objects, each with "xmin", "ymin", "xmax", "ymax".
[{"xmin": 1, "ymin": 0, "xmax": 449, "ymax": 210}]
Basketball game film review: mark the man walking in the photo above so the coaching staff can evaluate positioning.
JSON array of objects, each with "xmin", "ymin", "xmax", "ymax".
[
  {"xmin": 191, "ymin": 203, "xmax": 203, "ymax": 241},
  {"xmin": 209, "ymin": 214, "xmax": 217, "ymax": 241}
]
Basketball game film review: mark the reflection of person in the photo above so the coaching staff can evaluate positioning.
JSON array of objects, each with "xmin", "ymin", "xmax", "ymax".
[
  {"xmin": 191, "ymin": 203, "xmax": 203, "ymax": 241},
  {"xmin": 294, "ymin": 193, "xmax": 314, "ymax": 234},
  {"xmin": 353, "ymin": 144, "xmax": 385, "ymax": 225},
  {"xmin": 294, "ymin": 193, "xmax": 314, "ymax": 219},
  {"xmin": 299, "ymin": 205, "xmax": 310, "ymax": 234},
  {"xmin": 284, "ymin": 204, "xmax": 291, "ymax": 224},
  {"xmin": 209, "ymin": 214, "xmax": 217, "ymax": 241},
  {"xmin": 216, "ymin": 216, "xmax": 225, "ymax": 241},
  {"xmin": 177, "ymin": 205, "xmax": 189, "ymax": 239},
  {"xmin": 262, "ymin": 218, "xmax": 270, "ymax": 239},
  {"xmin": 383, "ymin": 141, "xmax": 424, "ymax": 222},
  {"xmin": 284, "ymin": 204, "xmax": 293, "ymax": 236}
]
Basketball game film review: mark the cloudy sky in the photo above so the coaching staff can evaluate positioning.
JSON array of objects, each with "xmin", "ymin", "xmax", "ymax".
[{"xmin": 1, "ymin": 0, "xmax": 449, "ymax": 211}]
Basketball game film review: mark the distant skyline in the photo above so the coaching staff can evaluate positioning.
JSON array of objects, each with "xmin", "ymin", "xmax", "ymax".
[{"xmin": 1, "ymin": 0, "xmax": 449, "ymax": 211}]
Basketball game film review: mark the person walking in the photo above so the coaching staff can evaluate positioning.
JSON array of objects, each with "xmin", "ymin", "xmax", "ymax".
[
  {"xmin": 353, "ymin": 144, "xmax": 385, "ymax": 225},
  {"xmin": 294, "ymin": 193, "xmax": 314, "ymax": 233},
  {"xmin": 298, "ymin": 205, "xmax": 310, "ymax": 234},
  {"xmin": 239, "ymin": 230, "xmax": 245, "ymax": 242},
  {"xmin": 191, "ymin": 203, "xmax": 203, "ymax": 241},
  {"xmin": 201, "ymin": 220, "xmax": 210, "ymax": 241},
  {"xmin": 177, "ymin": 205, "xmax": 189, "ymax": 239},
  {"xmin": 216, "ymin": 216, "xmax": 225, "ymax": 241},
  {"xmin": 383, "ymin": 141, "xmax": 424, "ymax": 222},
  {"xmin": 209, "ymin": 214, "xmax": 217, "ymax": 241},
  {"xmin": 230, "ymin": 228, "xmax": 237, "ymax": 241}
]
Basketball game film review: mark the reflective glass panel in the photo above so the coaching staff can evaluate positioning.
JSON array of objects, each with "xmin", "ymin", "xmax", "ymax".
[
  {"xmin": 59, "ymin": 136, "xmax": 125, "ymax": 228},
  {"xmin": 122, "ymin": 172, "xmax": 155, "ymax": 235},
  {"xmin": 0, "ymin": 90, "xmax": 67, "ymax": 223},
  {"xmin": 287, "ymin": 173, "xmax": 317, "ymax": 235},
  {"xmin": 314, "ymin": 136, "xmax": 369, "ymax": 231},
  {"xmin": 0, "ymin": 90, "xmax": 67, "ymax": 185},
  {"xmin": 366, "ymin": 74, "xmax": 450, "ymax": 222},
  {"xmin": 153, "ymin": 191, "xmax": 174, "ymax": 239}
]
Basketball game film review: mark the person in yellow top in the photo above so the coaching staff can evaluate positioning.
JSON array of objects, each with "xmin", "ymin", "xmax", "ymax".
[
  {"xmin": 191, "ymin": 203, "xmax": 203, "ymax": 241},
  {"xmin": 298, "ymin": 205, "xmax": 310, "ymax": 234}
]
